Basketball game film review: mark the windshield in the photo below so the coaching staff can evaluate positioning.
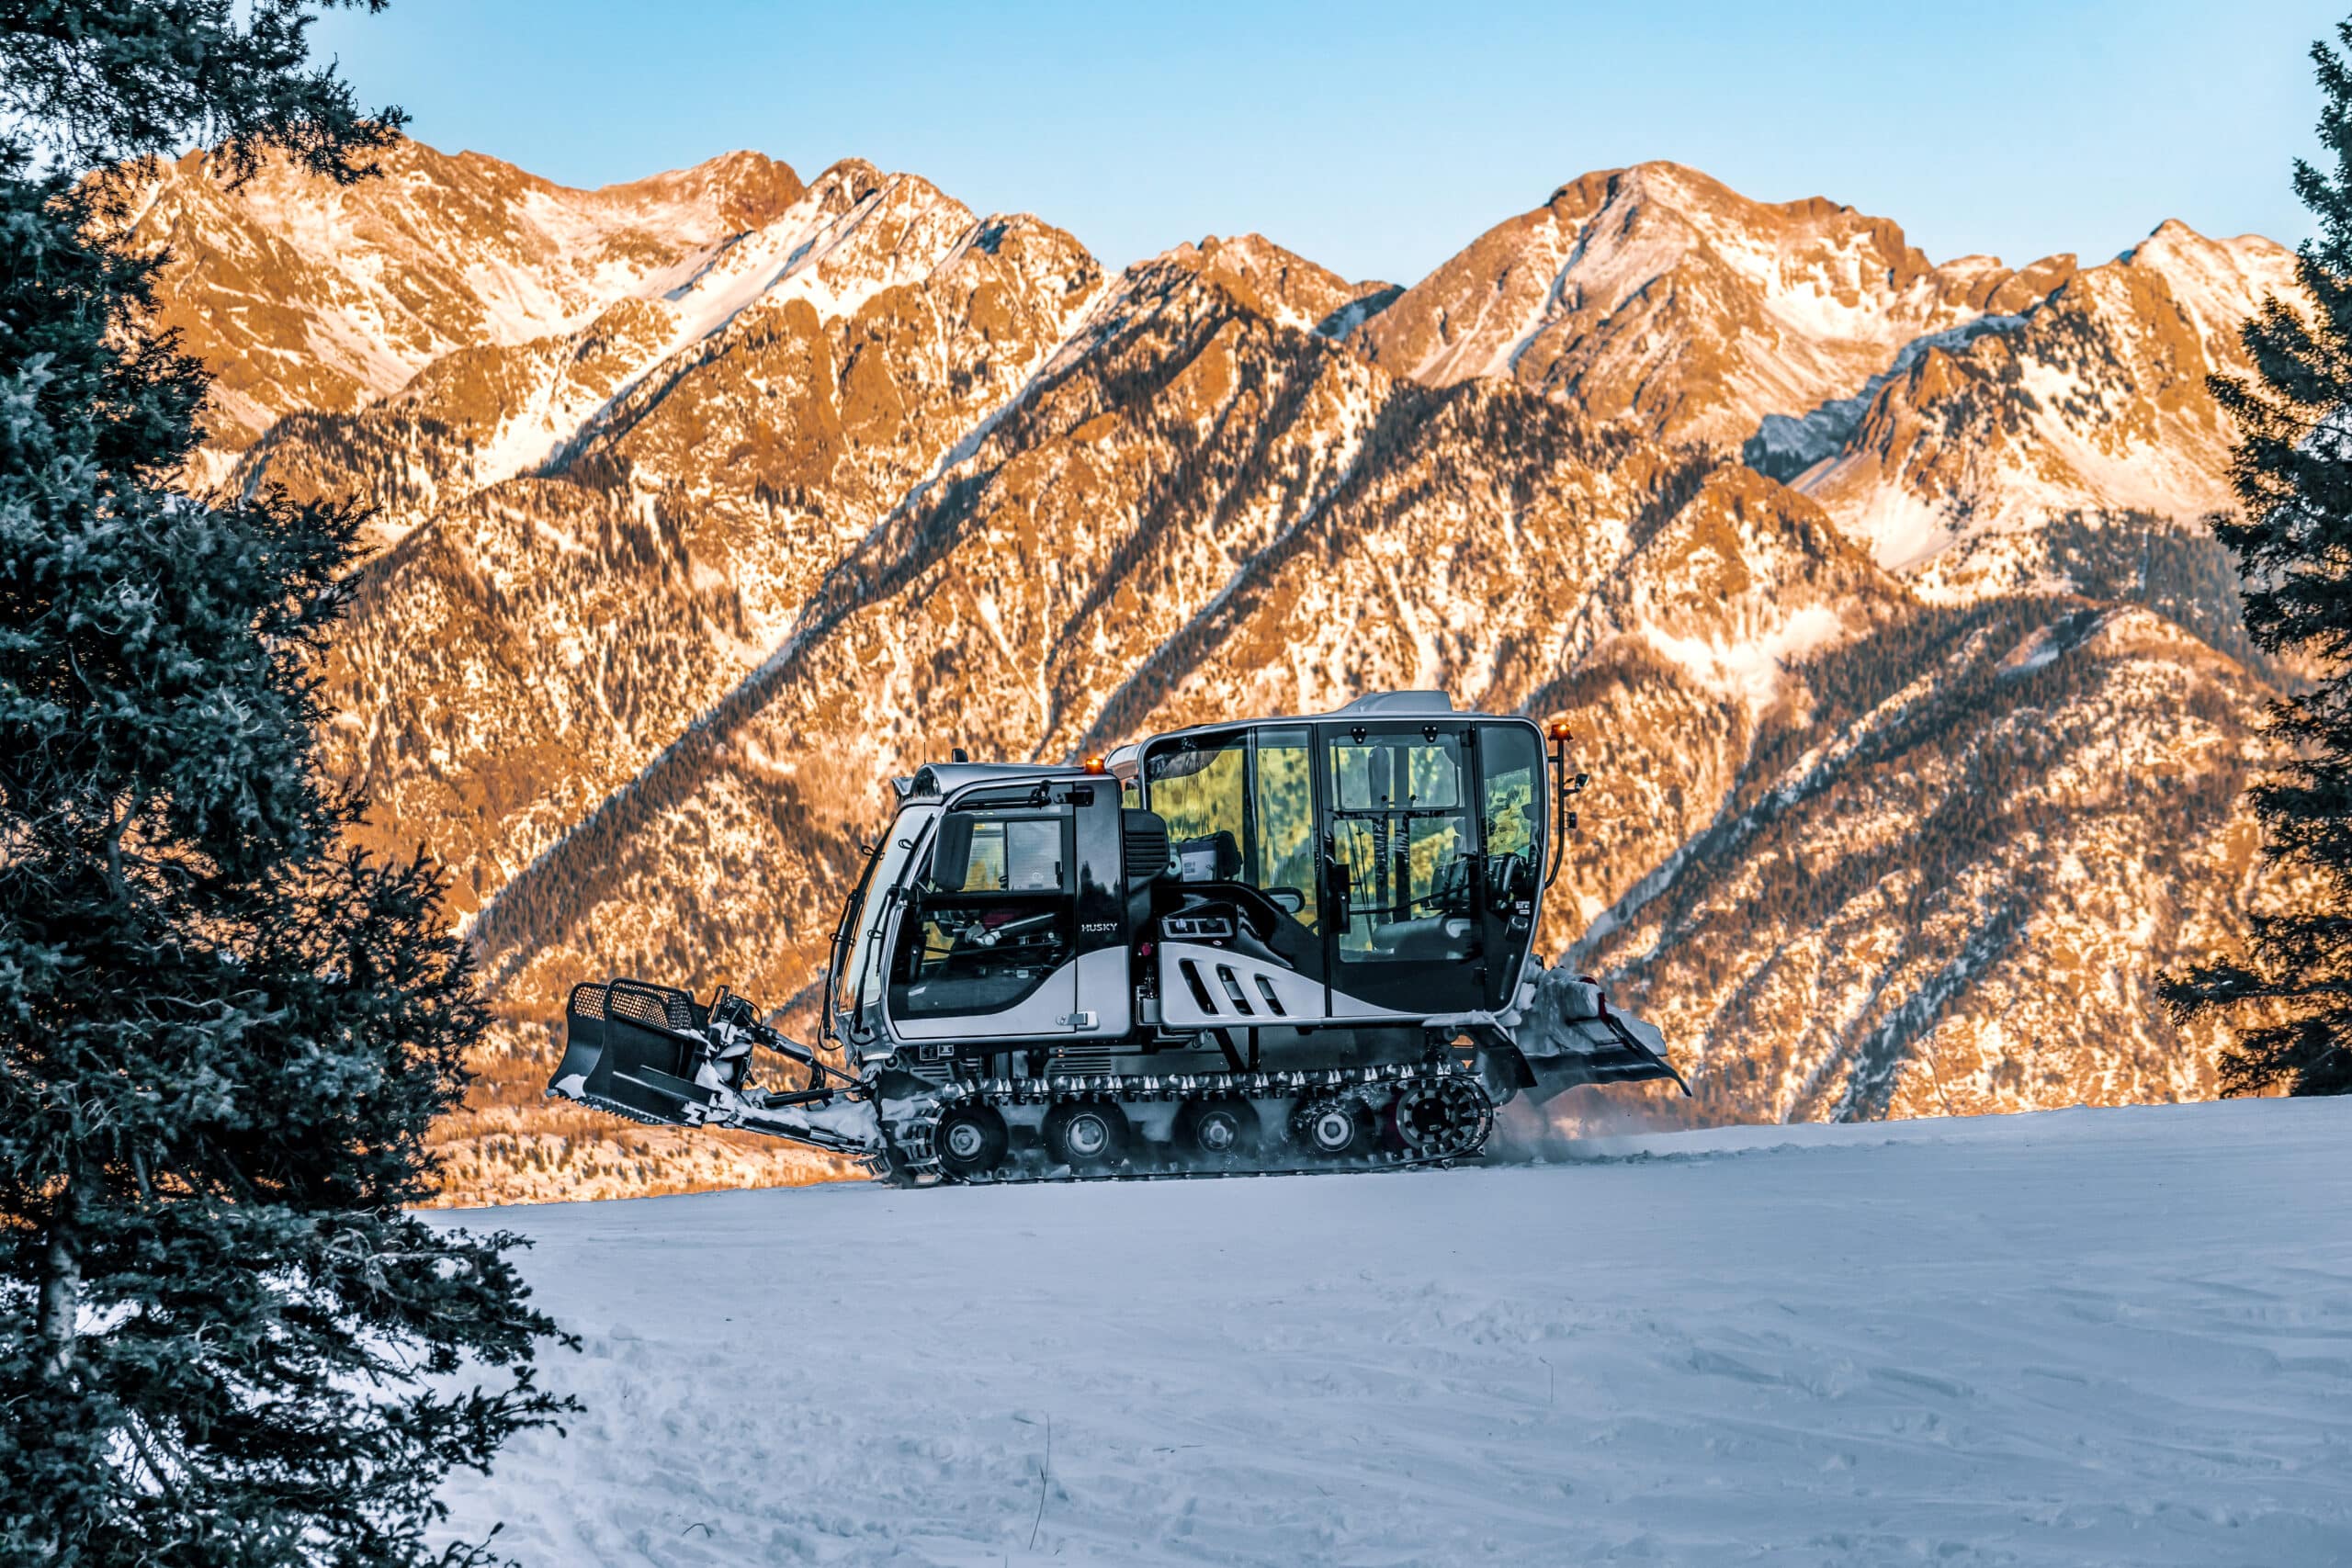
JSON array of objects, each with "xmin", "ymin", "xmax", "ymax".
[{"xmin": 838, "ymin": 804, "xmax": 937, "ymax": 1047}]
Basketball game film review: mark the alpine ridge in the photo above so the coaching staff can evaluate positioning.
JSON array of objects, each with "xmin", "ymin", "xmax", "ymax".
[{"xmin": 140, "ymin": 141, "xmax": 2296, "ymax": 1202}]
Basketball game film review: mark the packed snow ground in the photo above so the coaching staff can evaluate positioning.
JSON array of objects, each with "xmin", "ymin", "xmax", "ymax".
[{"xmin": 432, "ymin": 1098, "xmax": 2352, "ymax": 1566}]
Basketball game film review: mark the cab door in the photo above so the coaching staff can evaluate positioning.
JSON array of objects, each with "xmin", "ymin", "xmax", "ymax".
[
  {"xmin": 1143, "ymin": 726, "xmax": 1334, "ymax": 1026},
  {"xmin": 1317, "ymin": 722, "xmax": 1487, "ymax": 1018},
  {"xmin": 1472, "ymin": 721, "xmax": 1547, "ymax": 1010},
  {"xmin": 887, "ymin": 796, "xmax": 1081, "ymax": 1042}
]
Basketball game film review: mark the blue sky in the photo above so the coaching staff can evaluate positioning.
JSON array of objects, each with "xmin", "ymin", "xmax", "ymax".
[{"xmin": 314, "ymin": 0, "xmax": 2339, "ymax": 284}]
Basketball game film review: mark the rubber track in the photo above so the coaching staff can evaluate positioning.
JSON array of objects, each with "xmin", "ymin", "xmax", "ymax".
[{"xmin": 888, "ymin": 1062, "xmax": 1496, "ymax": 1187}]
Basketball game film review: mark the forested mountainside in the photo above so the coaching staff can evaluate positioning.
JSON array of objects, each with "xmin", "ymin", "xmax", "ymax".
[
  {"xmin": 295, "ymin": 164, "xmax": 1103, "ymax": 909},
  {"xmin": 137, "ymin": 141, "xmax": 2290, "ymax": 1201}
]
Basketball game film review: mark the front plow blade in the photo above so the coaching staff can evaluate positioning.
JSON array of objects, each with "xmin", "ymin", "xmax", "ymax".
[
  {"xmin": 548, "ymin": 979, "xmax": 718, "ymax": 1127},
  {"xmin": 1514, "ymin": 972, "xmax": 1690, "ymax": 1105},
  {"xmin": 1519, "ymin": 1013, "xmax": 1690, "ymax": 1103},
  {"xmin": 548, "ymin": 977, "xmax": 885, "ymax": 1156},
  {"xmin": 1435, "ymin": 970, "xmax": 1691, "ymax": 1107}
]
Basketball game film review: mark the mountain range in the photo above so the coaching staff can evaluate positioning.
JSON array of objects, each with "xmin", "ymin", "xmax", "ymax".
[{"xmin": 120, "ymin": 139, "xmax": 2299, "ymax": 1201}]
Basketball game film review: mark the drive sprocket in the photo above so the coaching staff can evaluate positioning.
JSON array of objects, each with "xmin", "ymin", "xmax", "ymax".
[{"xmin": 1394, "ymin": 1074, "xmax": 1495, "ymax": 1158}]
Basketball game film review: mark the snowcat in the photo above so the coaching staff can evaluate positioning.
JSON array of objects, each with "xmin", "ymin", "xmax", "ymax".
[{"xmin": 548, "ymin": 693, "xmax": 1686, "ymax": 1183}]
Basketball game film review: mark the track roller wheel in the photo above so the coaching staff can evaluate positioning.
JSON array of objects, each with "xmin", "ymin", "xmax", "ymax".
[
  {"xmin": 1292, "ymin": 1097, "xmax": 1373, "ymax": 1157},
  {"xmin": 1173, "ymin": 1098, "xmax": 1261, "ymax": 1163},
  {"xmin": 1043, "ymin": 1100, "xmax": 1129, "ymax": 1170},
  {"xmin": 933, "ymin": 1102, "xmax": 1010, "ymax": 1179}
]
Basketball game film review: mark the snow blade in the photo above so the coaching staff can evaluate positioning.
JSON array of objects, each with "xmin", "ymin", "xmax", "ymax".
[
  {"xmin": 548, "ymin": 978, "xmax": 719, "ymax": 1127},
  {"xmin": 1518, "ymin": 1012, "xmax": 1690, "ymax": 1105},
  {"xmin": 1434, "ymin": 969, "xmax": 1691, "ymax": 1107}
]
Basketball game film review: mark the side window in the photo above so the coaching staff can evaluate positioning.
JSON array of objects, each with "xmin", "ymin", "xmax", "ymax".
[
  {"xmin": 890, "ymin": 805, "xmax": 1074, "ymax": 1019},
  {"xmin": 1145, "ymin": 729, "xmax": 1319, "ymax": 929},
  {"xmin": 1327, "ymin": 731, "xmax": 1476, "ymax": 964},
  {"xmin": 1477, "ymin": 724, "xmax": 1543, "ymax": 916},
  {"xmin": 838, "ymin": 805, "xmax": 936, "ymax": 1043},
  {"xmin": 929, "ymin": 815, "xmax": 1065, "ymax": 894},
  {"xmin": 1253, "ymin": 728, "xmax": 1317, "ymax": 931},
  {"xmin": 1146, "ymin": 734, "xmax": 1248, "ymax": 884}
]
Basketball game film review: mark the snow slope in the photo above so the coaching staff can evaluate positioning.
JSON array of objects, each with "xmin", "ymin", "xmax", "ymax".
[{"xmin": 431, "ymin": 1097, "xmax": 2352, "ymax": 1566}]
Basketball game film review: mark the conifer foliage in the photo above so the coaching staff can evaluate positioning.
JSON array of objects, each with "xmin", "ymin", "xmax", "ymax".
[
  {"xmin": 0, "ymin": 6, "xmax": 570, "ymax": 1563},
  {"xmin": 2165, "ymin": 21, "xmax": 2352, "ymax": 1096}
]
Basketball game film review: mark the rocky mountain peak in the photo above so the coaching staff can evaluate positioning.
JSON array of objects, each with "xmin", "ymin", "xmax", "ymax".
[
  {"xmin": 1794, "ymin": 219, "xmax": 2300, "ymax": 568},
  {"xmin": 123, "ymin": 141, "xmax": 810, "ymax": 459},
  {"xmin": 1358, "ymin": 161, "xmax": 2060, "ymax": 451},
  {"xmin": 1168, "ymin": 231, "xmax": 1399, "ymax": 339},
  {"xmin": 603, "ymin": 147, "xmax": 808, "ymax": 229}
]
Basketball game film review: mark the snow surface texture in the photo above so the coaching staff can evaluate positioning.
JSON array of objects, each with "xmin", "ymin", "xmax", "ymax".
[{"xmin": 432, "ymin": 1098, "xmax": 2352, "ymax": 1566}]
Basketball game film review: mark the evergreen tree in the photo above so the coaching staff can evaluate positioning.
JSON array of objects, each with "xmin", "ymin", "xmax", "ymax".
[
  {"xmin": 0, "ymin": 6, "xmax": 571, "ymax": 1563},
  {"xmin": 2165, "ymin": 20, "xmax": 2352, "ymax": 1096}
]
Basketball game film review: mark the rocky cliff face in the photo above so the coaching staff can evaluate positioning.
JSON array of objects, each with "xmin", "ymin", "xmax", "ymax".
[
  {"xmin": 1797, "ymin": 222, "xmax": 2298, "ymax": 566},
  {"xmin": 141, "ymin": 141, "xmax": 2294, "ymax": 1201}
]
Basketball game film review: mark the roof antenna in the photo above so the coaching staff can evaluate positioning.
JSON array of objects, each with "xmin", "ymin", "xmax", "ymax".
[{"xmin": 951, "ymin": 746, "xmax": 970, "ymax": 763}]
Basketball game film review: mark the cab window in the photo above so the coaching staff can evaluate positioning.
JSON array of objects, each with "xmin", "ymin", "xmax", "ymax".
[
  {"xmin": 1477, "ymin": 723, "xmax": 1543, "ymax": 919},
  {"xmin": 1327, "ymin": 730, "xmax": 1476, "ymax": 964},
  {"xmin": 1145, "ymin": 728, "xmax": 1317, "ymax": 930},
  {"xmin": 1251, "ymin": 728, "xmax": 1317, "ymax": 931},
  {"xmin": 888, "ymin": 803, "xmax": 1074, "ymax": 1019},
  {"xmin": 1146, "ymin": 733, "xmax": 1248, "ymax": 884}
]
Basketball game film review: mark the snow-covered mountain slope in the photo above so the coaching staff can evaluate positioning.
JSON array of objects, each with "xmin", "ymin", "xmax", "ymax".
[
  {"xmin": 118, "ymin": 142, "xmax": 805, "ymax": 454},
  {"xmin": 1905, "ymin": 508, "xmax": 2283, "ymax": 677},
  {"xmin": 1527, "ymin": 462, "xmax": 1915, "ymax": 938},
  {"xmin": 1577, "ymin": 598, "xmax": 2273, "ymax": 1125},
  {"xmin": 1799, "ymin": 222, "xmax": 2300, "ymax": 567},
  {"xmin": 1356, "ymin": 162, "xmax": 2073, "ymax": 450},
  {"xmin": 430, "ymin": 1097, "xmax": 2352, "ymax": 1567}
]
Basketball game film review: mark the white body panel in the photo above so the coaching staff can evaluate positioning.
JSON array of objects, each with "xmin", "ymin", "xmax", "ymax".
[
  {"xmin": 890, "ymin": 945, "xmax": 1132, "ymax": 1042},
  {"xmin": 1158, "ymin": 941, "xmax": 1418, "ymax": 1028},
  {"xmin": 1326, "ymin": 973, "xmax": 1435, "ymax": 1021}
]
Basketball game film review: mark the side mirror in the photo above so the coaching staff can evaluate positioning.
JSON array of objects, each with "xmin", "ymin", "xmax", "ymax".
[{"xmin": 933, "ymin": 814, "xmax": 976, "ymax": 889}]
